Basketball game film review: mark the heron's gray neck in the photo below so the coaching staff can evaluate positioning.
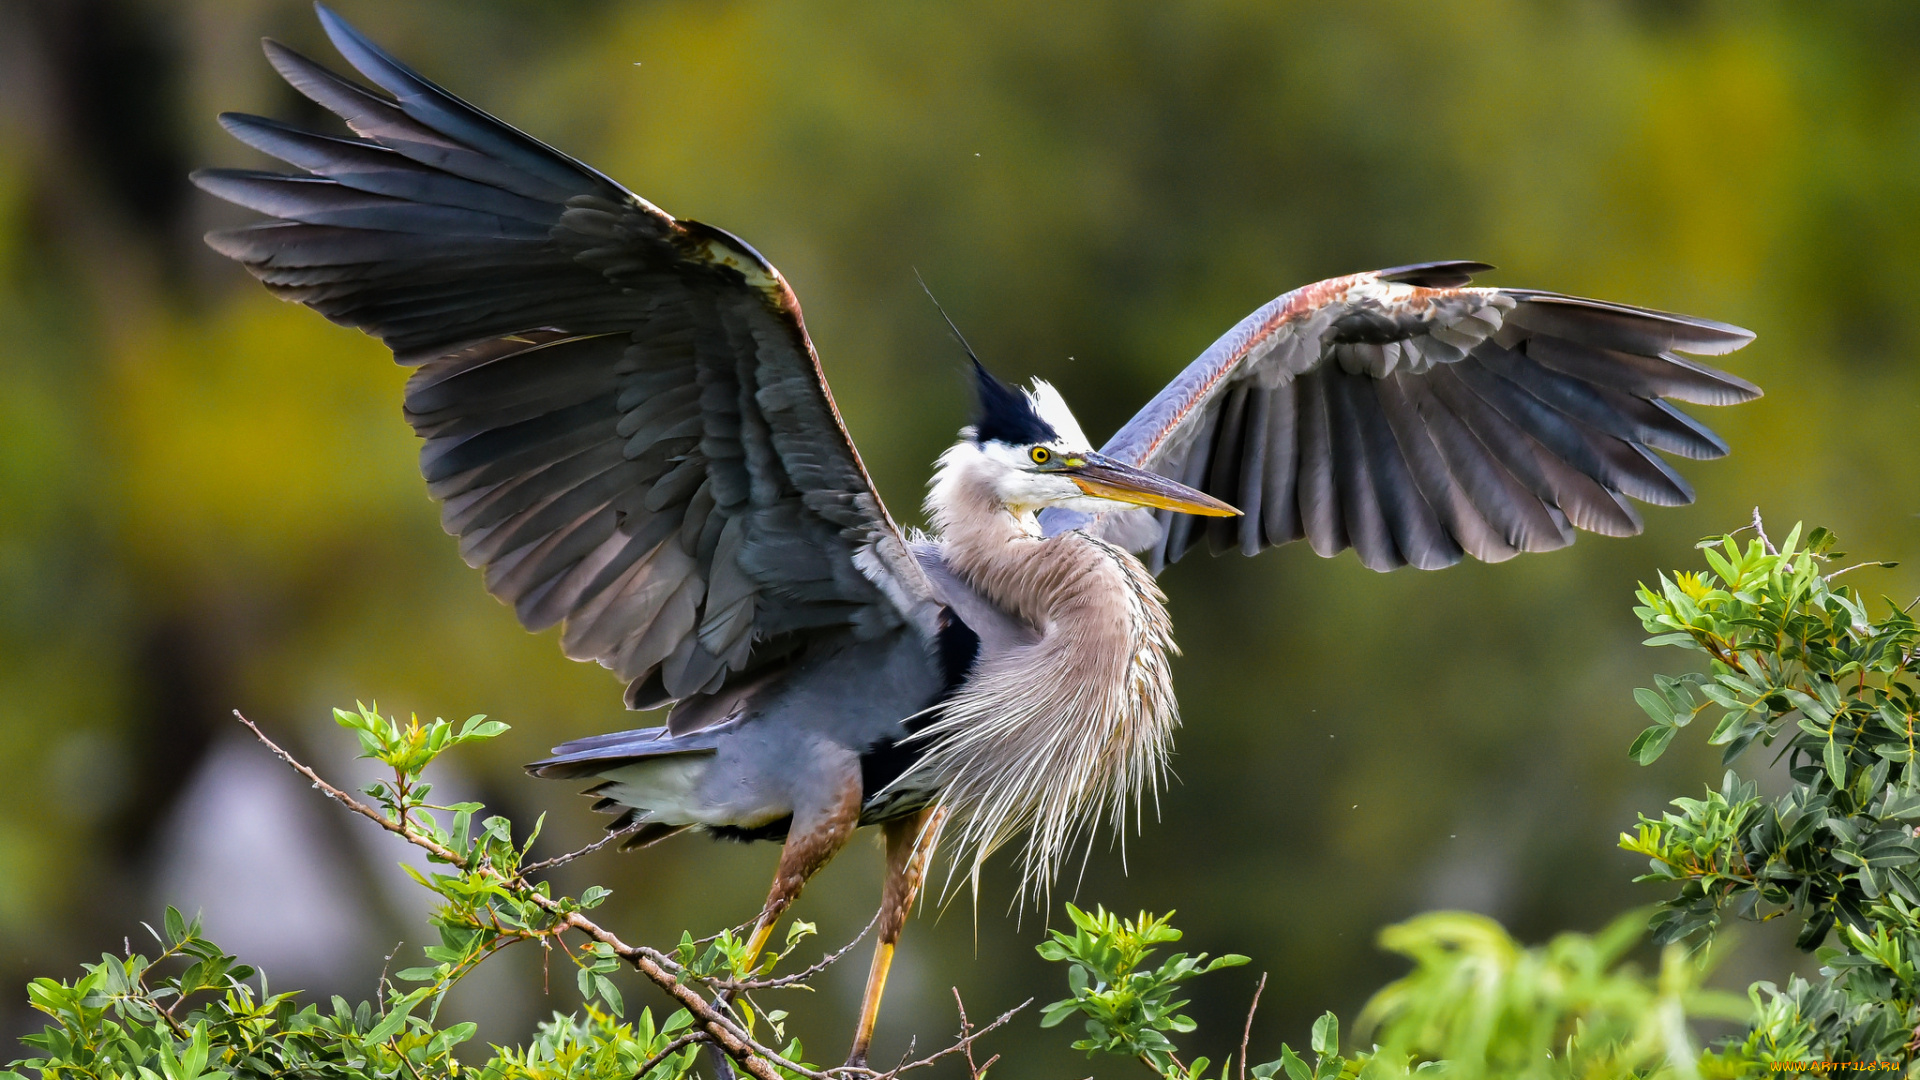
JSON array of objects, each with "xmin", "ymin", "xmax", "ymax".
[{"xmin": 926, "ymin": 446, "xmax": 1112, "ymax": 629}]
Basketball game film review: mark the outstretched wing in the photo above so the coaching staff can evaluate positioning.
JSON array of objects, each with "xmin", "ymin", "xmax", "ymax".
[
  {"xmin": 195, "ymin": 5, "xmax": 936, "ymax": 708},
  {"xmin": 1051, "ymin": 261, "xmax": 1758, "ymax": 572}
]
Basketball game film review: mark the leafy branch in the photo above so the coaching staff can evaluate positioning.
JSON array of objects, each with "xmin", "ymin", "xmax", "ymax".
[
  {"xmin": 1621, "ymin": 520, "xmax": 1920, "ymax": 1061},
  {"xmin": 1033, "ymin": 904, "xmax": 1745, "ymax": 1080},
  {"xmin": 7, "ymin": 703, "xmax": 1021, "ymax": 1080}
]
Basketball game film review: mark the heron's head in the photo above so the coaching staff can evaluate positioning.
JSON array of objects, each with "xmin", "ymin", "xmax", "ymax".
[{"xmin": 958, "ymin": 360, "xmax": 1239, "ymax": 519}]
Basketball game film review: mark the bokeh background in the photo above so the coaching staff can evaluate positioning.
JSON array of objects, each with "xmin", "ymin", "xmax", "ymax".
[{"xmin": 4, "ymin": 0, "xmax": 1919, "ymax": 1071}]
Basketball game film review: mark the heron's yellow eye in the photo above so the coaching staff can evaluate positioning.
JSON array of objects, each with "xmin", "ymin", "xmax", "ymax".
[{"xmin": 1030, "ymin": 446, "xmax": 1051, "ymax": 465}]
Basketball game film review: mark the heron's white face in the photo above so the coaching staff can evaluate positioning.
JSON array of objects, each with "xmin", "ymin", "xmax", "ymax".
[
  {"xmin": 975, "ymin": 436, "xmax": 1113, "ymax": 514},
  {"xmin": 971, "ymin": 380, "xmax": 1238, "ymax": 519}
]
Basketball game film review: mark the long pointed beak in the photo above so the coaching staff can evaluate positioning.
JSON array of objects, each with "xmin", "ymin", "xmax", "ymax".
[{"xmin": 1065, "ymin": 453, "xmax": 1240, "ymax": 517}]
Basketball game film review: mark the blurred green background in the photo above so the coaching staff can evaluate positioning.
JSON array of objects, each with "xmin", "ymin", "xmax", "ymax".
[{"xmin": 3, "ymin": 0, "xmax": 1918, "ymax": 1071}]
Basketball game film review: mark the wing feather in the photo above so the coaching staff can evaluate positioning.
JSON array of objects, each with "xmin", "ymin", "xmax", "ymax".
[
  {"xmin": 1069, "ymin": 265, "xmax": 1756, "ymax": 572},
  {"xmin": 1325, "ymin": 369, "xmax": 1401, "ymax": 571},
  {"xmin": 1258, "ymin": 380, "xmax": 1303, "ymax": 548},
  {"xmin": 1233, "ymin": 389, "xmax": 1270, "ymax": 556},
  {"xmin": 1373, "ymin": 375, "xmax": 1516, "ymax": 564},
  {"xmin": 1203, "ymin": 385, "xmax": 1252, "ymax": 555},
  {"xmin": 197, "ymin": 7, "xmax": 937, "ymax": 711},
  {"xmin": 1294, "ymin": 370, "xmax": 1347, "ymax": 559},
  {"xmin": 1343, "ymin": 372, "xmax": 1461, "ymax": 571}
]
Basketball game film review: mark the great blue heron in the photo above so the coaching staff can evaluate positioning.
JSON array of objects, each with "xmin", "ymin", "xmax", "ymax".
[{"xmin": 195, "ymin": 5, "xmax": 1760, "ymax": 1066}]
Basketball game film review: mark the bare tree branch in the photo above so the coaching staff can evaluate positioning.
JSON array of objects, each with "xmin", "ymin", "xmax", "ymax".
[
  {"xmin": 633, "ymin": 1030, "xmax": 710, "ymax": 1080},
  {"xmin": 524, "ymin": 823, "xmax": 643, "ymax": 875},
  {"xmin": 850, "ymin": 997, "xmax": 1031, "ymax": 1080},
  {"xmin": 1752, "ymin": 507, "xmax": 1777, "ymax": 556},
  {"xmin": 721, "ymin": 910, "xmax": 883, "ymax": 991},
  {"xmin": 952, "ymin": 987, "xmax": 999, "ymax": 1080},
  {"xmin": 1239, "ymin": 972, "xmax": 1267, "ymax": 1080}
]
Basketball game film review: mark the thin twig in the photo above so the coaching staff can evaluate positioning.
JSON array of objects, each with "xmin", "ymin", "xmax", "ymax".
[
  {"xmin": 1239, "ymin": 972, "xmax": 1267, "ymax": 1080},
  {"xmin": 721, "ymin": 909, "xmax": 884, "ymax": 991},
  {"xmin": 851, "ymin": 998, "xmax": 1031, "ymax": 1080},
  {"xmin": 523, "ymin": 823, "xmax": 643, "ymax": 875},
  {"xmin": 376, "ymin": 941, "xmax": 404, "ymax": 1007},
  {"xmin": 551, "ymin": 910, "xmax": 787, "ymax": 1080},
  {"xmin": 953, "ymin": 988, "xmax": 994, "ymax": 1080},
  {"xmin": 1752, "ymin": 507, "xmax": 1776, "ymax": 556},
  {"xmin": 633, "ymin": 1031, "xmax": 709, "ymax": 1080},
  {"xmin": 889, "ymin": 1037, "xmax": 918, "ymax": 1079},
  {"xmin": 1828, "ymin": 561, "xmax": 1895, "ymax": 581}
]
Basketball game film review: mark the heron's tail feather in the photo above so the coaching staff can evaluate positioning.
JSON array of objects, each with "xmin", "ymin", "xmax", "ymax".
[{"xmin": 526, "ymin": 724, "xmax": 717, "ymax": 779}]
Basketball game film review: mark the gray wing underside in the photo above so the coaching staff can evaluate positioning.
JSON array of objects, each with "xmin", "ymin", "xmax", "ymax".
[
  {"xmin": 195, "ymin": 6, "xmax": 935, "ymax": 708},
  {"xmin": 910, "ymin": 542, "xmax": 1042, "ymax": 658},
  {"xmin": 1045, "ymin": 261, "xmax": 1760, "ymax": 573}
]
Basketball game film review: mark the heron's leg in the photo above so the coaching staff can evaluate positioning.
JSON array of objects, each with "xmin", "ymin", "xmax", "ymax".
[
  {"xmin": 710, "ymin": 773, "xmax": 863, "ymax": 1080},
  {"xmin": 845, "ymin": 805, "xmax": 949, "ymax": 1069},
  {"xmin": 742, "ymin": 767, "xmax": 865, "ymax": 968}
]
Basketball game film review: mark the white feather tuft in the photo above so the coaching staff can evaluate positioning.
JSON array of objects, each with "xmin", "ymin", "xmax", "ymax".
[{"xmin": 1025, "ymin": 379, "xmax": 1091, "ymax": 449}]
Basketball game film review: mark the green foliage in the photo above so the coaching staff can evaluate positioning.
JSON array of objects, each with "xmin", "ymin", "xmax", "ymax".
[
  {"xmin": 1622, "ymin": 524, "xmax": 1920, "ymax": 1060},
  {"xmin": 1037, "ymin": 905, "xmax": 1247, "ymax": 1075},
  {"xmin": 2, "ymin": 707, "xmax": 841, "ymax": 1080},
  {"xmin": 1037, "ymin": 906, "xmax": 1749, "ymax": 1080},
  {"xmin": 329, "ymin": 704, "xmax": 625, "ymax": 1023},
  {"xmin": 672, "ymin": 921, "xmax": 815, "ymax": 984},
  {"xmin": 1358, "ymin": 911, "xmax": 1750, "ymax": 1078},
  {"xmin": 0, "ymin": 906, "xmax": 699, "ymax": 1080},
  {"xmin": 490, "ymin": 1008, "xmax": 699, "ymax": 1080}
]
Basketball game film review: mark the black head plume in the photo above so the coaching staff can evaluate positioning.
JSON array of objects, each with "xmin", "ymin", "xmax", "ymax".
[
  {"xmin": 970, "ymin": 358, "xmax": 1057, "ymax": 446},
  {"xmin": 914, "ymin": 270, "xmax": 1057, "ymax": 447}
]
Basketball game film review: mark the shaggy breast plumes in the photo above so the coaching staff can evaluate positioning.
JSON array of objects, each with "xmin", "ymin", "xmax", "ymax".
[{"xmin": 904, "ymin": 444, "xmax": 1180, "ymax": 897}]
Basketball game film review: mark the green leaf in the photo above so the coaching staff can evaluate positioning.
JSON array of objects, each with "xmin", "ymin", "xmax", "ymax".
[
  {"xmin": 1629, "ymin": 725, "xmax": 1676, "ymax": 765},
  {"xmin": 365, "ymin": 1000, "xmax": 415, "ymax": 1043},
  {"xmin": 1039, "ymin": 999, "xmax": 1079, "ymax": 1027},
  {"xmin": 593, "ymin": 973, "xmax": 625, "ymax": 1017},
  {"xmin": 458, "ymin": 716, "xmax": 509, "ymax": 742},
  {"xmin": 1309, "ymin": 1011, "xmax": 1338, "ymax": 1056},
  {"xmin": 1634, "ymin": 687, "xmax": 1674, "ymax": 725}
]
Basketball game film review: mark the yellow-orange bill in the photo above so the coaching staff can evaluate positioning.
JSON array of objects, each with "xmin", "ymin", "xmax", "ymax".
[{"xmin": 1068, "ymin": 458, "xmax": 1241, "ymax": 517}]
